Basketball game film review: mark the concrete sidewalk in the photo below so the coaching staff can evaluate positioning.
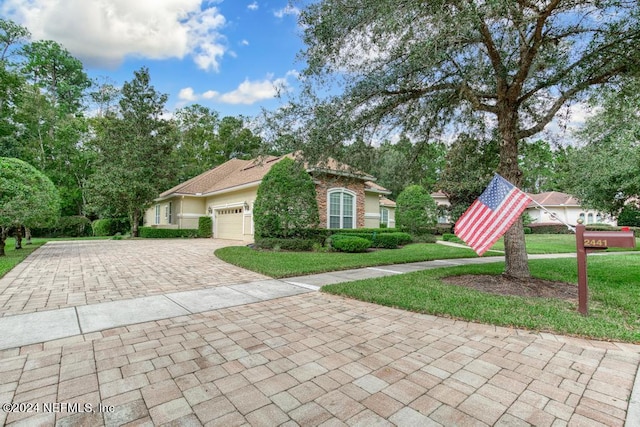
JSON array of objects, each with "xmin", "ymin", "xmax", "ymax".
[{"xmin": 1, "ymin": 240, "xmax": 639, "ymax": 426}]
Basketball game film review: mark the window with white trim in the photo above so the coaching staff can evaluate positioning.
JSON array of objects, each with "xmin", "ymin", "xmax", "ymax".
[
  {"xmin": 155, "ymin": 204, "xmax": 160, "ymax": 225},
  {"xmin": 380, "ymin": 207, "xmax": 389, "ymax": 227},
  {"xmin": 328, "ymin": 189, "xmax": 355, "ymax": 229},
  {"xmin": 165, "ymin": 202, "xmax": 173, "ymax": 224}
]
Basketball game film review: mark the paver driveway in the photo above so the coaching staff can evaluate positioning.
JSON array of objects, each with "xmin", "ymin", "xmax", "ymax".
[
  {"xmin": 0, "ymin": 240, "xmax": 267, "ymax": 317},
  {"xmin": 0, "ymin": 240, "xmax": 639, "ymax": 426}
]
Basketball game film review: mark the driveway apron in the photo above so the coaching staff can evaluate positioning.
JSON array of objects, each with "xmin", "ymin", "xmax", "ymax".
[{"xmin": 0, "ymin": 240, "xmax": 638, "ymax": 426}]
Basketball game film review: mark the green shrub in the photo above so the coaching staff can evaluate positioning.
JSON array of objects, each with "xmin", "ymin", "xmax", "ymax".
[
  {"xmin": 528, "ymin": 223, "xmax": 574, "ymax": 234},
  {"xmin": 442, "ymin": 233, "xmax": 455, "ymax": 241},
  {"xmin": 413, "ymin": 233, "xmax": 437, "ymax": 243},
  {"xmin": 373, "ymin": 233, "xmax": 400, "ymax": 248},
  {"xmin": 255, "ymin": 237, "xmax": 316, "ymax": 251},
  {"xmin": 138, "ymin": 227, "xmax": 198, "ymax": 238},
  {"xmin": 32, "ymin": 216, "xmax": 92, "ymax": 237},
  {"xmin": 198, "ymin": 216, "xmax": 213, "ymax": 238},
  {"xmin": 618, "ymin": 204, "xmax": 640, "ymax": 227},
  {"xmin": 331, "ymin": 235, "xmax": 371, "ymax": 253},
  {"xmin": 92, "ymin": 219, "xmax": 113, "ymax": 236},
  {"xmin": 523, "ymin": 227, "xmax": 532, "ymax": 234},
  {"xmin": 254, "ymin": 157, "xmax": 319, "ymax": 238},
  {"xmin": 395, "ymin": 185, "xmax": 438, "ymax": 235}
]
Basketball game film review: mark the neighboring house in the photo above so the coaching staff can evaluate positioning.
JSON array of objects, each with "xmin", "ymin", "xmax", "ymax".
[
  {"xmin": 144, "ymin": 153, "xmax": 396, "ymax": 241},
  {"xmin": 430, "ymin": 190, "xmax": 616, "ymax": 226},
  {"xmin": 525, "ymin": 191, "xmax": 617, "ymax": 226}
]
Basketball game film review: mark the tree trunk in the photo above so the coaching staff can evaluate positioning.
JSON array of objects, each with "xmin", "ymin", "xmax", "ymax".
[
  {"xmin": 25, "ymin": 228, "xmax": 32, "ymax": 245},
  {"xmin": 14, "ymin": 227, "xmax": 23, "ymax": 250},
  {"xmin": 0, "ymin": 227, "xmax": 6, "ymax": 256},
  {"xmin": 498, "ymin": 108, "xmax": 530, "ymax": 279},
  {"xmin": 131, "ymin": 211, "xmax": 139, "ymax": 237}
]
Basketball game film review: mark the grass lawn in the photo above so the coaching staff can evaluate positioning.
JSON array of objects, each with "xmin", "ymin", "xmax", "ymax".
[
  {"xmin": 215, "ymin": 243, "xmax": 482, "ymax": 278},
  {"xmin": 0, "ymin": 238, "xmax": 48, "ymax": 278},
  {"xmin": 323, "ymin": 255, "xmax": 640, "ymax": 343},
  {"xmin": 487, "ymin": 234, "xmax": 640, "ymax": 254}
]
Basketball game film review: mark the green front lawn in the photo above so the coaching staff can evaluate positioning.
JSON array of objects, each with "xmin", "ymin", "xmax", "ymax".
[
  {"xmin": 323, "ymin": 255, "xmax": 640, "ymax": 343},
  {"xmin": 215, "ymin": 243, "xmax": 482, "ymax": 278},
  {"xmin": 488, "ymin": 234, "xmax": 640, "ymax": 254},
  {"xmin": 0, "ymin": 238, "xmax": 48, "ymax": 278}
]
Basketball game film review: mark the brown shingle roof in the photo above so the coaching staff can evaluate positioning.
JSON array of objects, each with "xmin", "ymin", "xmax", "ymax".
[{"xmin": 158, "ymin": 153, "xmax": 386, "ymax": 199}]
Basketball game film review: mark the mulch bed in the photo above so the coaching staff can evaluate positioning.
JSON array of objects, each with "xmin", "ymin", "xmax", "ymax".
[{"xmin": 442, "ymin": 274, "xmax": 578, "ymax": 301}]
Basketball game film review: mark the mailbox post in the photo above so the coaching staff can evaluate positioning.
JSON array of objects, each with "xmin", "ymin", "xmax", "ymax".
[{"xmin": 575, "ymin": 222, "xmax": 636, "ymax": 315}]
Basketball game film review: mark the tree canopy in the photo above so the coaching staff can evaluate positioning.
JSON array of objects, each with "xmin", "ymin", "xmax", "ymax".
[
  {"xmin": 283, "ymin": 0, "xmax": 640, "ymax": 278},
  {"xmin": 87, "ymin": 67, "xmax": 175, "ymax": 237},
  {"xmin": 564, "ymin": 78, "xmax": 640, "ymax": 215},
  {"xmin": 0, "ymin": 157, "xmax": 59, "ymax": 255}
]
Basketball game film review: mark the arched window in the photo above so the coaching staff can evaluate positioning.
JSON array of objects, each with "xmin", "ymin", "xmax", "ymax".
[
  {"xmin": 579, "ymin": 213, "xmax": 585, "ymax": 223},
  {"xmin": 587, "ymin": 213, "xmax": 594, "ymax": 224},
  {"xmin": 328, "ymin": 188, "xmax": 356, "ymax": 229}
]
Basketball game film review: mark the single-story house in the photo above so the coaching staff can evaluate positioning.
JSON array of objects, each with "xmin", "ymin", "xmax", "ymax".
[
  {"xmin": 431, "ymin": 190, "xmax": 616, "ymax": 226},
  {"xmin": 144, "ymin": 153, "xmax": 396, "ymax": 241},
  {"xmin": 526, "ymin": 191, "xmax": 616, "ymax": 226}
]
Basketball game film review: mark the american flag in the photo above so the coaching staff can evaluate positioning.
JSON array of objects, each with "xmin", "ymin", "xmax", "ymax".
[{"xmin": 455, "ymin": 174, "xmax": 532, "ymax": 256}]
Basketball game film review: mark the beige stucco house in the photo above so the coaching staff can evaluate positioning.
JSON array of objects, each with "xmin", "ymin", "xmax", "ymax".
[
  {"xmin": 144, "ymin": 153, "xmax": 396, "ymax": 242},
  {"xmin": 526, "ymin": 191, "xmax": 617, "ymax": 226},
  {"xmin": 431, "ymin": 190, "xmax": 616, "ymax": 226}
]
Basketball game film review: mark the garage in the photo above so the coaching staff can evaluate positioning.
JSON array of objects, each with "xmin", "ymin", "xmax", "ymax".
[{"xmin": 215, "ymin": 207, "xmax": 244, "ymax": 240}]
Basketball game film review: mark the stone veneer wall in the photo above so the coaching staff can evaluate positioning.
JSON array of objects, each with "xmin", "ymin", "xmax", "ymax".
[{"xmin": 314, "ymin": 174, "xmax": 366, "ymax": 229}]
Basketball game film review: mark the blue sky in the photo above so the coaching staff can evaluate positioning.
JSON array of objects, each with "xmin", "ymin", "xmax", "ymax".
[{"xmin": 2, "ymin": 0, "xmax": 305, "ymax": 118}]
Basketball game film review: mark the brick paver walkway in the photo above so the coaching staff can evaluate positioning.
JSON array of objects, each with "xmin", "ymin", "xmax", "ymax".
[
  {"xmin": 0, "ymin": 240, "xmax": 639, "ymax": 426},
  {"xmin": 0, "ymin": 240, "xmax": 267, "ymax": 317}
]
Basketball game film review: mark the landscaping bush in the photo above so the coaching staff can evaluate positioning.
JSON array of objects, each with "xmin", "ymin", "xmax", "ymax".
[
  {"xmin": 198, "ymin": 216, "xmax": 213, "ymax": 238},
  {"xmin": 31, "ymin": 216, "xmax": 93, "ymax": 237},
  {"xmin": 373, "ymin": 233, "xmax": 400, "ymax": 249},
  {"xmin": 395, "ymin": 185, "xmax": 438, "ymax": 235},
  {"xmin": 138, "ymin": 227, "xmax": 198, "ymax": 238},
  {"xmin": 254, "ymin": 157, "xmax": 319, "ymax": 238},
  {"xmin": 528, "ymin": 223, "xmax": 574, "ymax": 234},
  {"xmin": 330, "ymin": 235, "xmax": 371, "ymax": 253},
  {"xmin": 92, "ymin": 218, "xmax": 130, "ymax": 236},
  {"xmin": 413, "ymin": 233, "xmax": 437, "ymax": 243},
  {"xmin": 618, "ymin": 204, "xmax": 640, "ymax": 227},
  {"xmin": 442, "ymin": 233, "xmax": 455, "ymax": 241},
  {"xmin": 523, "ymin": 227, "xmax": 532, "ymax": 234},
  {"xmin": 255, "ymin": 237, "xmax": 316, "ymax": 251},
  {"xmin": 92, "ymin": 219, "xmax": 113, "ymax": 236}
]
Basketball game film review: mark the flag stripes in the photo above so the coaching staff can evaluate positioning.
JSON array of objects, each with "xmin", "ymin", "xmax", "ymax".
[{"xmin": 455, "ymin": 174, "xmax": 532, "ymax": 256}]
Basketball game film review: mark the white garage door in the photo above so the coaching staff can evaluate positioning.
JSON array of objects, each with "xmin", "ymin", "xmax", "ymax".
[{"xmin": 215, "ymin": 208, "xmax": 244, "ymax": 240}]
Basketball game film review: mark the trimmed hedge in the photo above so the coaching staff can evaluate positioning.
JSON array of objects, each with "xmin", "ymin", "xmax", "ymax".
[
  {"xmin": 255, "ymin": 238, "xmax": 316, "ymax": 251},
  {"xmin": 198, "ymin": 216, "xmax": 213, "ymax": 238},
  {"xmin": 528, "ymin": 223, "xmax": 574, "ymax": 234},
  {"xmin": 31, "ymin": 216, "xmax": 92, "ymax": 237},
  {"xmin": 330, "ymin": 235, "xmax": 371, "ymax": 253},
  {"xmin": 138, "ymin": 227, "xmax": 199, "ymax": 238}
]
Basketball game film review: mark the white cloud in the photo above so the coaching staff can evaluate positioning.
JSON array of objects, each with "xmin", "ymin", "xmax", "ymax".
[
  {"xmin": 274, "ymin": 5, "xmax": 299, "ymax": 18},
  {"xmin": 247, "ymin": 1, "xmax": 258, "ymax": 11},
  {"xmin": 1, "ymin": 0, "xmax": 228, "ymax": 71},
  {"xmin": 178, "ymin": 71, "xmax": 296, "ymax": 105},
  {"xmin": 178, "ymin": 87, "xmax": 198, "ymax": 102},
  {"xmin": 241, "ymin": 39, "xmax": 249, "ymax": 46}
]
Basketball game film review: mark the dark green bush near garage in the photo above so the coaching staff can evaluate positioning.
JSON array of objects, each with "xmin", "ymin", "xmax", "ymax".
[
  {"xmin": 138, "ymin": 227, "xmax": 199, "ymax": 238},
  {"xmin": 198, "ymin": 216, "xmax": 213, "ymax": 238}
]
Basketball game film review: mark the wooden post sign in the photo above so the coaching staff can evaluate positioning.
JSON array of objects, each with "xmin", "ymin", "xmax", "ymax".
[{"xmin": 575, "ymin": 222, "xmax": 636, "ymax": 315}]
